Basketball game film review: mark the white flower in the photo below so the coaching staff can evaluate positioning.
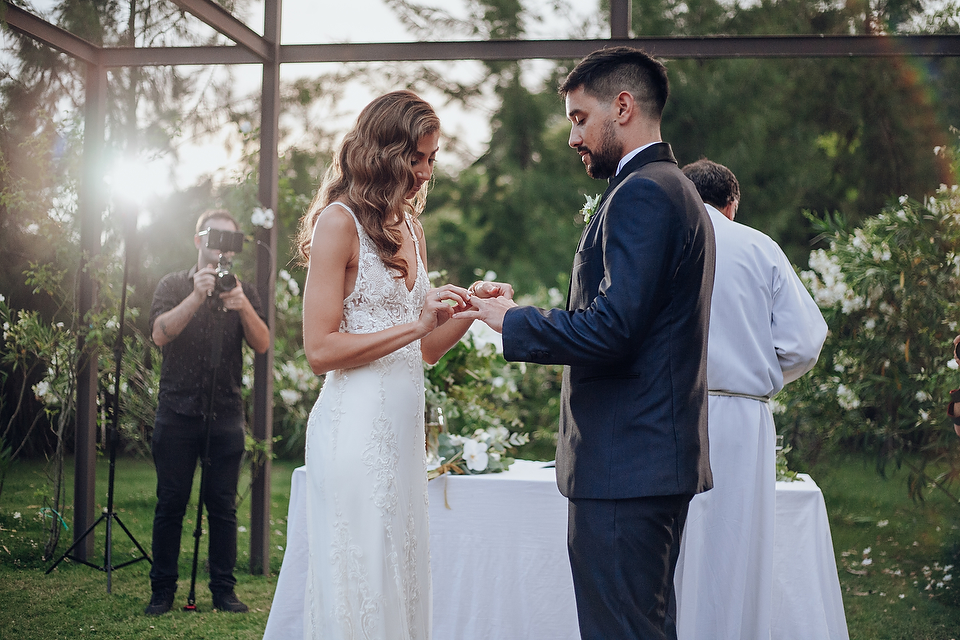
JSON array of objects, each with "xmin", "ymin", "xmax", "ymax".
[
  {"xmin": 877, "ymin": 520, "xmax": 889, "ymax": 527},
  {"xmin": 861, "ymin": 558, "xmax": 873, "ymax": 566},
  {"xmin": 463, "ymin": 439, "xmax": 489, "ymax": 472},
  {"xmin": 948, "ymin": 359, "xmax": 959, "ymax": 371},
  {"xmin": 13, "ymin": 512, "xmax": 21, "ymax": 520},
  {"xmin": 279, "ymin": 388, "xmax": 301, "ymax": 406},
  {"xmin": 836, "ymin": 384, "xmax": 861, "ymax": 410},
  {"xmin": 863, "ymin": 547, "xmax": 872, "ymax": 555},
  {"xmin": 916, "ymin": 390, "xmax": 932, "ymax": 402},
  {"xmin": 486, "ymin": 426, "xmax": 509, "ymax": 442},
  {"xmin": 239, "ymin": 120, "xmax": 252, "ymax": 134},
  {"xmin": 251, "ymin": 207, "xmax": 275, "ymax": 229},
  {"xmin": 238, "ymin": 525, "xmax": 247, "ymax": 533},
  {"xmin": 0, "ymin": 294, "xmax": 4, "ymax": 302},
  {"xmin": 278, "ymin": 269, "xmax": 300, "ymax": 296},
  {"xmin": 33, "ymin": 380, "xmax": 51, "ymax": 401}
]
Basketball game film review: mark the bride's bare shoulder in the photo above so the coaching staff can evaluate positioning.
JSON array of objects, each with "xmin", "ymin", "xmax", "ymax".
[{"xmin": 312, "ymin": 203, "xmax": 358, "ymax": 239}]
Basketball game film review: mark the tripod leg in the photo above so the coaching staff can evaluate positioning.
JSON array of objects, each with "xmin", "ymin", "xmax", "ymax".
[
  {"xmin": 45, "ymin": 513, "xmax": 107, "ymax": 574},
  {"xmin": 112, "ymin": 513, "xmax": 152, "ymax": 564}
]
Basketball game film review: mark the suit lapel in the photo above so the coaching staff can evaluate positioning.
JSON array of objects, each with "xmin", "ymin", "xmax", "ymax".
[{"xmin": 566, "ymin": 143, "xmax": 678, "ymax": 309}]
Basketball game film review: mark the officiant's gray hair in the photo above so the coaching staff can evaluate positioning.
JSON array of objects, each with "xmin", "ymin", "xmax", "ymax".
[{"xmin": 558, "ymin": 46, "xmax": 669, "ymax": 120}]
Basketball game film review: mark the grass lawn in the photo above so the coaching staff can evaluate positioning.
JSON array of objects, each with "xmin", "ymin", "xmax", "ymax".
[
  {"xmin": 0, "ymin": 451, "xmax": 958, "ymax": 639},
  {"xmin": 804, "ymin": 453, "xmax": 960, "ymax": 640},
  {"xmin": 0, "ymin": 455, "xmax": 301, "ymax": 639}
]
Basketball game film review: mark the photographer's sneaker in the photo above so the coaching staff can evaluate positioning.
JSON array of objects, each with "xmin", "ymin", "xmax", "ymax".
[
  {"xmin": 144, "ymin": 588, "xmax": 176, "ymax": 615},
  {"xmin": 212, "ymin": 591, "xmax": 249, "ymax": 613}
]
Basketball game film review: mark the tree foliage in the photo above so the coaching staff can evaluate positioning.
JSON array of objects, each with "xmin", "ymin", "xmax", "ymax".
[{"xmin": 777, "ymin": 141, "xmax": 960, "ymax": 500}]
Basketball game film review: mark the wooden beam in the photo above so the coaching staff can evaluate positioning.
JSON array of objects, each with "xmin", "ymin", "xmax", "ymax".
[
  {"xmin": 168, "ymin": 0, "xmax": 271, "ymax": 61},
  {"xmin": 611, "ymin": 0, "xmax": 632, "ymax": 39},
  {"xmin": 1, "ymin": 2, "xmax": 100, "ymax": 64},
  {"xmin": 73, "ymin": 62, "xmax": 108, "ymax": 560},
  {"xmin": 250, "ymin": 0, "xmax": 281, "ymax": 578},
  {"xmin": 279, "ymin": 35, "xmax": 960, "ymax": 64},
  {"xmin": 99, "ymin": 45, "xmax": 261, "ymax": 67}
]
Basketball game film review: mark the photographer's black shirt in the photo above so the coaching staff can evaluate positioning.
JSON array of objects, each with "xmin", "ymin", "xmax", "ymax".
[{"xmin": 149, "ymin": 266, "xmax": 266, "ymax": 418}]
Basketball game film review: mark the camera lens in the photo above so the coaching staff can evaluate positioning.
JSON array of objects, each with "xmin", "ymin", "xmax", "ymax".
[{"xmin": 217, "ymin": 271, "xmax": 237, "ymax": 292}]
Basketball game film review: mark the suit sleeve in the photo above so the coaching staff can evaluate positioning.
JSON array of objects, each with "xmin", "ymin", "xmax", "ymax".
[
  {"xmin": 504, "ymin": 178, "xmax": 679, "ymax": 366},
  {"xmin": 771, "ymin": 244, "xmax": 828, "ymax": 384}
]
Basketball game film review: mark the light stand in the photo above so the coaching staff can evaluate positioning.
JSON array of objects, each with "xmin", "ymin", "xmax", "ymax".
[
  {"xmin": 46, "ymin": 205, "xmax": 151, "ymax": 591},
  {"xmin": 183, "ymin": 287, "xmax": 228, "ymax": 612}
]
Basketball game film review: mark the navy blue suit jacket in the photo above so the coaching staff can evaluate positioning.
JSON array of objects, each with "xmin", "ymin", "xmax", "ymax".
[{"xmin": 503, "ymin": 142, "xmax": 715, "ymax": 500}]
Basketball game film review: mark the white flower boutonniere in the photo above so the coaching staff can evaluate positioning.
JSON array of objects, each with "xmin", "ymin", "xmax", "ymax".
[{"xmin": 580, "ymin": 193, "xmax": 601, "ymax": 224}]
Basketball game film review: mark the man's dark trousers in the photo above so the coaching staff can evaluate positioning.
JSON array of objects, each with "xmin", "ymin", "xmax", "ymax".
[
  {"xmin": 568, "ymin": 494, "xmax": 691, "ymax": 640},
  {"xmin": 149, "ymin": 406, "xmax": 245, "ymax": 594}
]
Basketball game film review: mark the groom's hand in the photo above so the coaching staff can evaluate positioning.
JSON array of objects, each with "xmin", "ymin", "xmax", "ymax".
[
  {"xmin": 468, "ymin": 280, "xmax": 515, "ymax": 300},
  {"xmin": 453, "ymin": 294, "xmax": 517, "ymax": 333}
]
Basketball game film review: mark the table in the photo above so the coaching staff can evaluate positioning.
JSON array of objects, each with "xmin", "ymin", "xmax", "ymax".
[{"xmin": 263, "ymin": 461, "xmax": 848, "ymax": 640}]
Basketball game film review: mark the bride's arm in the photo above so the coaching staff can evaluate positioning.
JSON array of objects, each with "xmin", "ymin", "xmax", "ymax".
[{"xmin": 303, "ymin": 206, "xmax": 460, "ymax": 374}]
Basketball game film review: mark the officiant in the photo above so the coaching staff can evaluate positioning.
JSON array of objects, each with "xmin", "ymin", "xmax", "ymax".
[{"xmin": 673, "ymin": 159, "xmax": 827, "ymax": 640}]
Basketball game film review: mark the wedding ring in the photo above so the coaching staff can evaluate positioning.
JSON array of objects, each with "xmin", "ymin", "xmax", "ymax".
[{"xmin": 437, "ymin": 293, "xmax": 442, "ymax": 301}]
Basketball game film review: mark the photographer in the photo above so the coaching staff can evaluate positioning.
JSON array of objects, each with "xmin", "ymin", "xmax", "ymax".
[{"xmin": 145, "ymin": 209, "xmax": 269, "ymax": 615}]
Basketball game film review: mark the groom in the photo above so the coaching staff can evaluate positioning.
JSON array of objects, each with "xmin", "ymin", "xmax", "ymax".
[{"xmin": 455, "ymin": 47, "xmax": 715, "ymax": 639}]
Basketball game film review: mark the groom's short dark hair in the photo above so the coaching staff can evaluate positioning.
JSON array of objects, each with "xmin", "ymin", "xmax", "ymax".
[{"xmin": 558, "ymin": 46, "xmax": 669, "ymax": 120}]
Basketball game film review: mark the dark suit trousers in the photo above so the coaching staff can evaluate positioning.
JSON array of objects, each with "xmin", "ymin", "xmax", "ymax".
[{"xmin": 568, "ymin": 494, "xmax": 691, "ymax": 640}]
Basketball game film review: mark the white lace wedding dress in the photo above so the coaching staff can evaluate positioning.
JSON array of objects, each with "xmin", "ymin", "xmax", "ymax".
[{"xmin": 304, "ymin": 203, "xmax": 432, "ymax": 640}]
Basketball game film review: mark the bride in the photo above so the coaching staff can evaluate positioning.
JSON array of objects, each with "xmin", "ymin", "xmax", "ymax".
[{"xmin": 294, "ymin": 90, "xmax": 510, "ymax": 640}]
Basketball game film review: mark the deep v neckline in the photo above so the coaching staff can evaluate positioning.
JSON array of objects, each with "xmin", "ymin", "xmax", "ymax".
[{"xmin": 399, "ymin": 214, "xmax": 422, "ymax": 295}]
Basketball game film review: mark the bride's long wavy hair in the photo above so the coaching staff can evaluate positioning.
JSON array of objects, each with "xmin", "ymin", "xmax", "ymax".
[{"xmin": 296, "ymin": 90, "xmax": 440, "ymax": 279}]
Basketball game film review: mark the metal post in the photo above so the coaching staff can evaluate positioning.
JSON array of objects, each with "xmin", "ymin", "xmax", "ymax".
[
  {"xmin": 250, "ymin": 0, "xmax": 281, "ymax": 576},
  {"xmin": 611, "ymin": 0, "xmax": 632, "ymax": 39},
  {"xmin": 73, "ymin": 61, "xmax": 107, "ymax": 560}
]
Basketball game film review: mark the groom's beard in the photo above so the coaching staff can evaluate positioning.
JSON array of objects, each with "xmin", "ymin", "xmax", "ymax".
[{"xmin": 581, "ymin": 120, "xmax": 620, "ymax": 180}]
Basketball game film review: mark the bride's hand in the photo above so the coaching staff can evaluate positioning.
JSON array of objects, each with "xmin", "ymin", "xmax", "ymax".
[
  {"xmin": 419, "ymin": 285, "xmax": 471, "ymax": 332},
  {"xmin": 467, "ymin": 280, "xmax": 515, "ymax": 301}
]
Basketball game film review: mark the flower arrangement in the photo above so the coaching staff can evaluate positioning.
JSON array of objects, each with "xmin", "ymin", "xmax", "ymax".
[
  {"xmin": 428, "ymin": 425, "xmax": 529, "ymax": 480},
  {"xmin": 424, "ymin": 275, "xmax": 532, "ymax": 478}
]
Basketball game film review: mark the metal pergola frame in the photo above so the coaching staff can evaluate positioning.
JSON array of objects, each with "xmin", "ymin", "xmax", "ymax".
[{"xmin": 3, "ymin": 0, "xmax": 959, "ymax": 576}]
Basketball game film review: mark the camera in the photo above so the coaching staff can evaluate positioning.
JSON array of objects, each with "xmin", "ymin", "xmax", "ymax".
[
  {"xmin": 214, "ymin": 258, "xmax": 237, "ymax": 293},
  {"xmin": 198, "ymin": 227, "xmax": 245, "ymax": 293}
]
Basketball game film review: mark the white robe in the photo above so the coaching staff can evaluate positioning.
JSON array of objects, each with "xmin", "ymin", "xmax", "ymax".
[{"xmin": 675, "ymin": 204, "xmax": 827, "ymax": 640}]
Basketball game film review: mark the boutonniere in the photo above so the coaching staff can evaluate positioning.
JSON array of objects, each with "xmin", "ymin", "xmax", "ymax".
[{"xmin": 580, "ymin": 193, "xmax": 601, "ymax": 224}]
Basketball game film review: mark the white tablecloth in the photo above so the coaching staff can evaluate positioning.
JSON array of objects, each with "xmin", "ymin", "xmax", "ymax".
[{"xmin": 263, "ymin": 461, "xmax": 848, "ymax": 640}]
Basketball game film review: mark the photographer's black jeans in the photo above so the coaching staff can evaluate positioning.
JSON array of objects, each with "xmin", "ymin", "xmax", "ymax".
[{"xmin": 149, "ymin": 407, "xmax": 245, "ymax": 595}]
